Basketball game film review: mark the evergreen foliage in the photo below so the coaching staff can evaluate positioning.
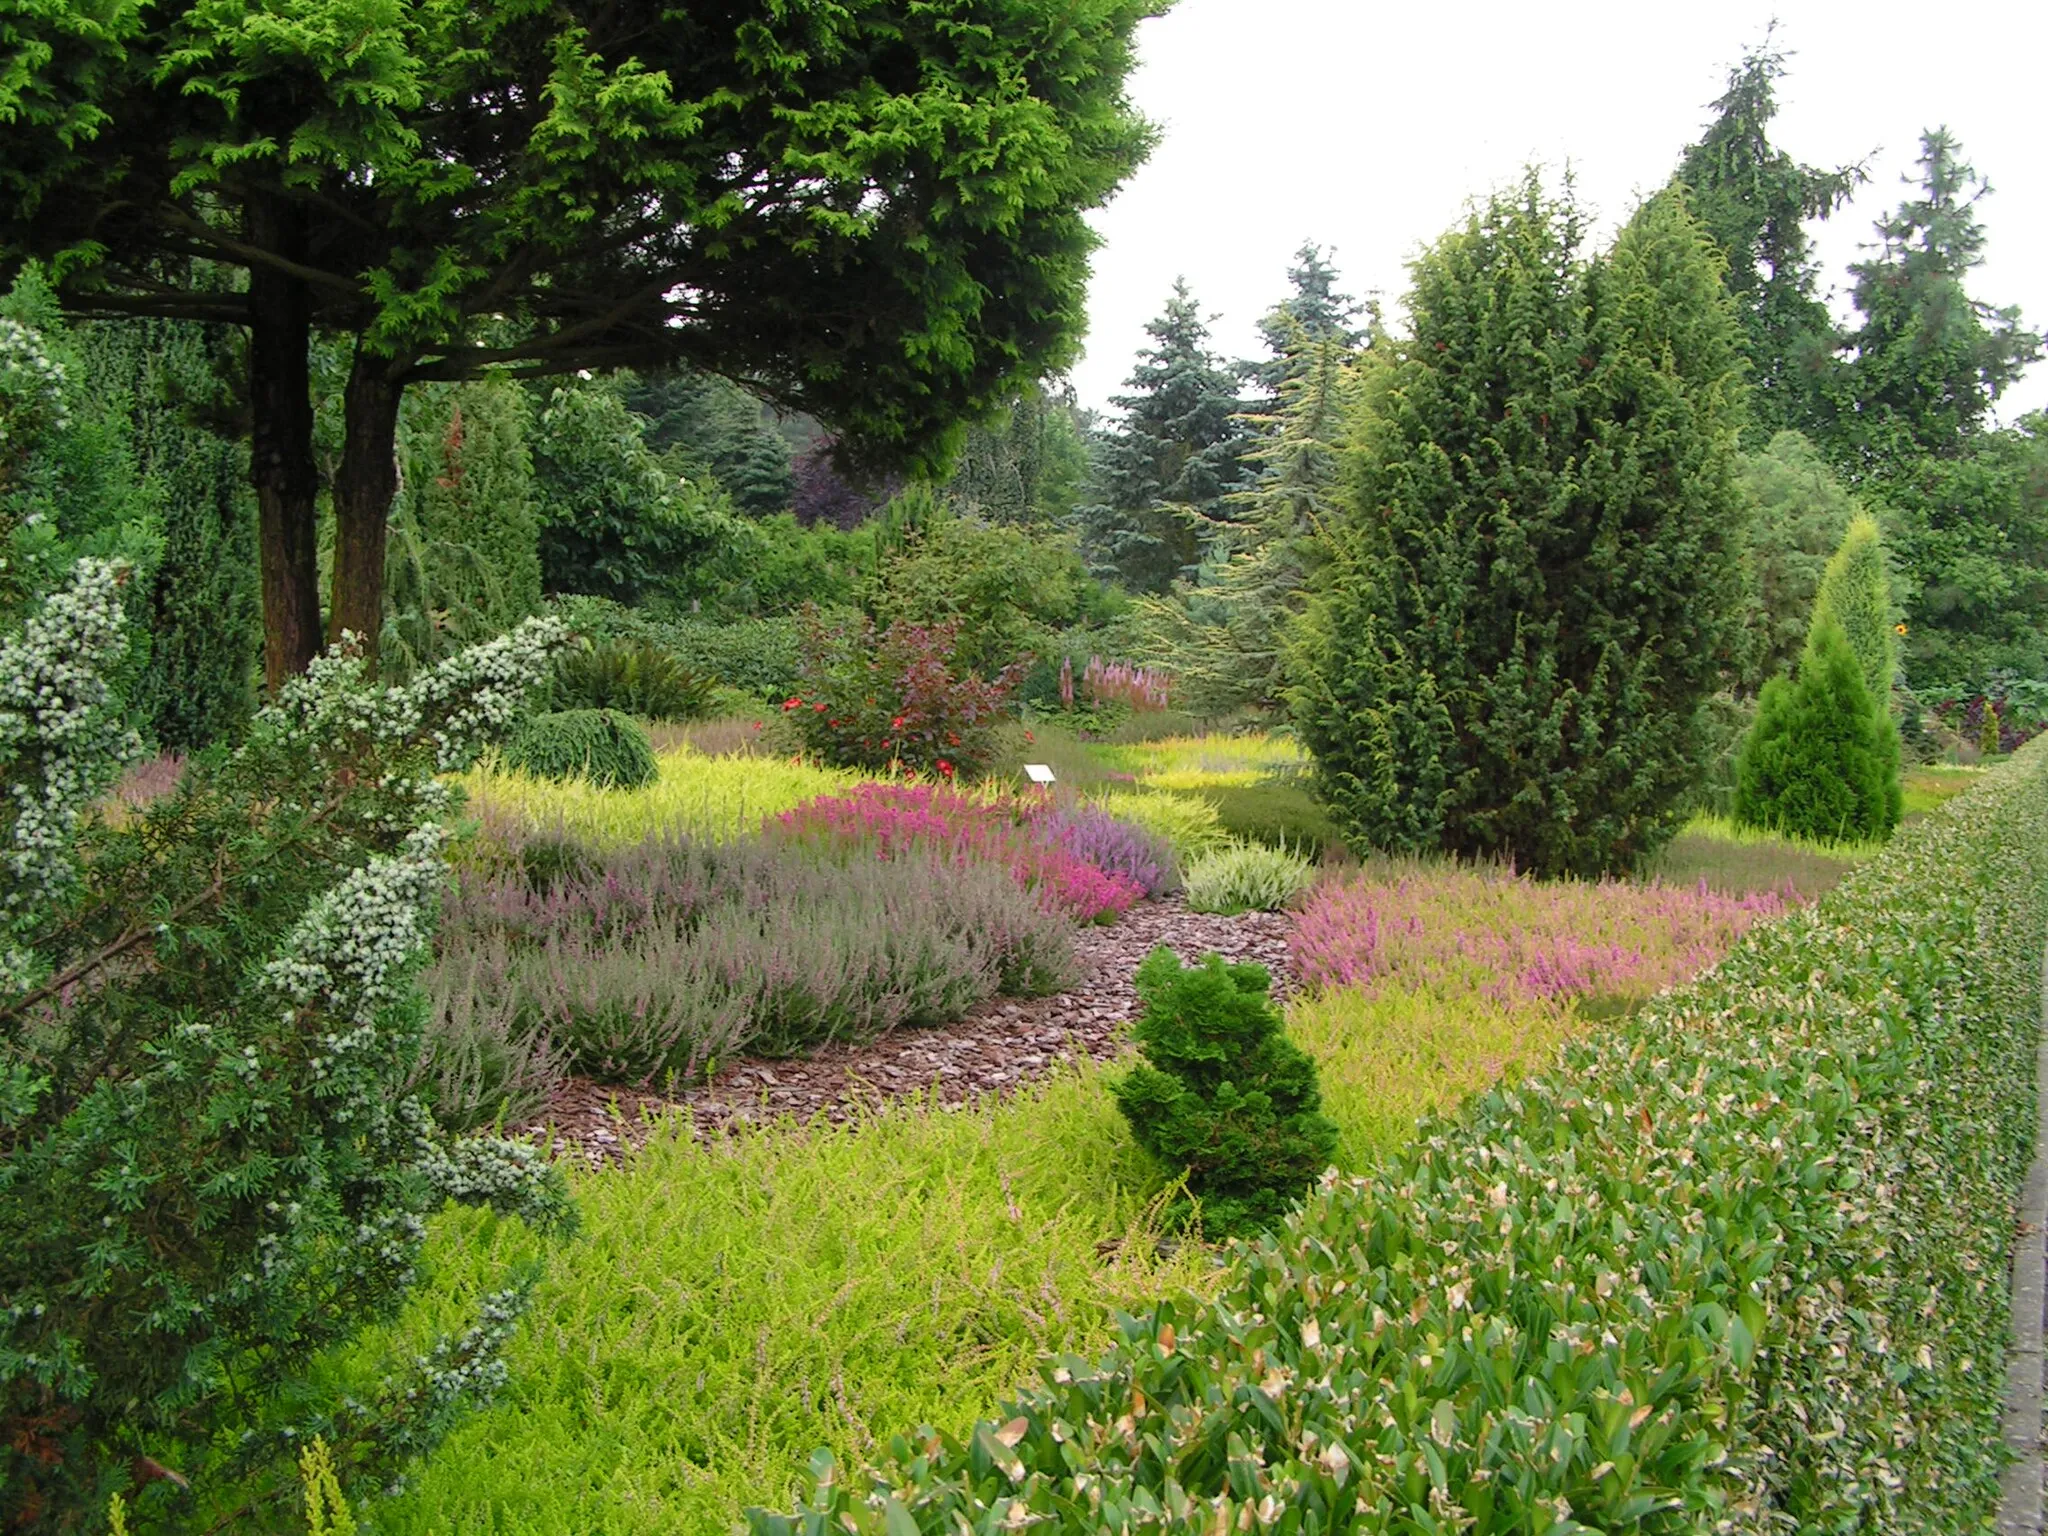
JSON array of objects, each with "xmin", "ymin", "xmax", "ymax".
[
  {"xmin": 1832, "ymin": 133, "xmax": 2046, "ymax": 688},
  {"xmin": 1811, "ymin": 514, "xmax": 1897, "ymax": 703},
  {"xmin": 1674, "ymin": 40, "xmax": 1864, "ymax": 445},
  {"xmin": 81, "ymin": 310, "xmax": 260, "ymax": 750},
  {"xmin": 1246, "ymin": 243, "xmax": 1372, "ymax": 399},
  {"xmin": 1734, "ymin": 617, "xmax": 1902, "ymax": 843},
  {"xmin": 1110, "ymin": 948, "xmax": 1338, "ymax": 1236},
  {"xmin": 550, "ymin": 639, "xmax": 717, "ymax": 722},
  {"xmin": 863, "ymin": 509, "xmax": 1087, "ymax": 678},
  {"xmin": 1733, "ymin": 431, "xmax": 1864, "ymax": 689},
  {"xmin": 627, "ymin": 369, "xmax": 796, "ymax": 518},
  {"xmin": 0, "ymin": 571, "xmax": 573, "ymax": 1530},
  {"xmin": 502, "ymin": 708, "xmax": 660, "ymax": 790},
  {"xmin": 385, "ymin": 377, "xmax": 544, "ymax": 679},
  {"xmin": 1125, "ymin": 327, "xmax": 1354, "ymax": 714},
  {"xmin": 1292, "ymin": 179, "xmax": 1748, "ymax": 877},
  {"xmin": 1079, "ymin": 282, "xmax": 1253, "ymax": 594},
  {"xmin": 943, "ymin": 383, "xmax": 1090, "ymax": 526}
]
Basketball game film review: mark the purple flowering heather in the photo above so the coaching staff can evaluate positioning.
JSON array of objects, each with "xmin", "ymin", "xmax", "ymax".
[{"xmin": 1041, "ymin": 805, "xmax": 1178, "ymax": 897}]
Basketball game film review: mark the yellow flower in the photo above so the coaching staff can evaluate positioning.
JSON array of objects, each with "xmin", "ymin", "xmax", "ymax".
[{"xmin": 1894, "ymin": 623, "xmax": 1909, "ymax": 635}]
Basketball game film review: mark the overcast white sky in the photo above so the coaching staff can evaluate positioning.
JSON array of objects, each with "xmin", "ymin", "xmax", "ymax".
[{"xmin": 1067, "ymin": 0, "xmax": 2048, "ymax": 423}]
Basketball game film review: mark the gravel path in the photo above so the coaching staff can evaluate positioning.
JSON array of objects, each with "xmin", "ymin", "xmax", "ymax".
[{"xmin": 525, "ymin": 897, "xmax": 1294, "ymax": 1161}]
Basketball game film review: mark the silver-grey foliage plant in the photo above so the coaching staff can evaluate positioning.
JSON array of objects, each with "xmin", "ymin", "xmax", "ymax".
[{"xmin": 0, "ymin": 561, "xmax": 574, "ymax": 1530}]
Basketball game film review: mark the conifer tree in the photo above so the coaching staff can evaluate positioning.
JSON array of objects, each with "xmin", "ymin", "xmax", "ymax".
[
  {"xmin": 383, "ymin": 376, "xmax": 544, "ymax": 677},
  {"xmin": 1079, "ymin": 282, "xmax": 1253, "ymax": 594},
  {"xmin": 1810, "ymin": 514, "xmax": 1897, "ymax": 704},
  {"xmin": 80, "ymin": 311, "xmax": 259, "ymax": 750},
  {"xmin": 1732, "ymin": 431, "xmax": 1863, "ymax": 690},
  {"xmin": 1833, "ymin": 131, "xmax": 2044, "ymax": 686},
  {"xmin": 1125, "ymin": 328, "xmax": 1354, "ymax": 714},
  {"xmin": 627, "ymin": 369, "xmax": 796, "ymax": 518},
  {"xmin": 1246, "ymin": 244, "xmax": 1372, "ymax": 399},
  {"xmin": 1733, "ymin": 616, "xmax": 1901, "ymax": 842},
  {"xmin": 1675, "ymin": 40, "xmax": 1864, "ymax": 446},
  {"xmin": 1291, "ymin": 178, "xmax": 1747, "ymax": 878}
]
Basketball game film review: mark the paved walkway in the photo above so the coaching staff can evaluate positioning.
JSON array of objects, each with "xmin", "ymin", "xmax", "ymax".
[{"xmin": 1998, "ymin": 948, "xmax": 2048, "ymax": 1533}]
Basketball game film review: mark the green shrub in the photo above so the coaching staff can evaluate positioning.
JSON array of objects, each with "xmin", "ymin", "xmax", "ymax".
[
  {"xmin": 1811, "ymin": 513, "xmax": 1897, "ymax": 704},
  {"xmin": 1199, "ymin": 779, "xmax": 1346, "ymax": 856},
  {"xmin": 657, "ymin": 613, "xmax": 804, "ymax": 701},
  {"xmin": 0, "ymin": 571, "xmax": 573, "ymax": 1530},
  {"xmin": 501, "ymin": 707, "xmax": 659, "ymax": 789},
  {"xmin": 1181, "ymin": 839, "xmax": 1317, "ymax": 914},
  {"xmin": 550, "ymin": 637, "xmax": 716, "ymax": 721},
  {"xmin": 1980, "ymin": 702, "xmax": 2002, "ymax": 758},
  {"xmin": 1109, "ymin": 949, "xmax": 1338, "ymax": 1236},
  {"xmin": 758, "ymin": 739, "xmax": 2048, "ymax": 1536},
  {"xmin": 787, "ymin": 612, "xmax": 1018, "ymax": 778},
  {"xmin": 1735, "ymin": 618, "xmax": 1901, "ymax": 843}
]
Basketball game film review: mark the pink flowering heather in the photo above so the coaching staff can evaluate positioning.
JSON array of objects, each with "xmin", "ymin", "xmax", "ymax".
[
  {"xmin": 1290, "ymin": 864, "xmax": 1791, "ymax": 1006},
  {"xmin": 1083, "ymin": 656, "xmax": 1173, "ymax": 712},
  {"xmin": 776, "ymin": 782, "xmax": 1145, "ymax": 923}
]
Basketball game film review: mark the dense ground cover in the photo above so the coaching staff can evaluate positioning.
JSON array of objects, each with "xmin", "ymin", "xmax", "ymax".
[
  {"xmin": 759, "ymin": 743, "xmax": 2048, "ymax": 1534},
  {"xmin": 362, "ymin": 742, "xmax": 1819, "ymax": 1533}
]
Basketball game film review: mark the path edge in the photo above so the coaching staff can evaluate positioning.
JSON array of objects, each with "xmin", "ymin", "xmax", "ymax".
[{"xmin": 1997, "ymin": 940, "xmax": 2048, "ymax": 1534}]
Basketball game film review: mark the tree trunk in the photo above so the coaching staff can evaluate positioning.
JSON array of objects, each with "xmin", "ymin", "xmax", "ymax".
[
  {"xmin": 327, "ymin": 347, "xmax": 405, "ymax": 670},
  {"xmin": 245, "ymin": 201, "xmax": 322, "ymax": 694}
]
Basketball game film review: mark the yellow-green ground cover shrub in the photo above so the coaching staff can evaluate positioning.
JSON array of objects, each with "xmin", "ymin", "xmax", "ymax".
[
  {"xmin": 457, "ymin": 744, "xmax": 856, "ymax": 849},
  {"xmin": 760, "ymin": 744, "xmax": 2048, "ymax": 1532},
  {"xmin": 359, "ymin": 1075, "xmax": 1216, "ymax": 1534}
]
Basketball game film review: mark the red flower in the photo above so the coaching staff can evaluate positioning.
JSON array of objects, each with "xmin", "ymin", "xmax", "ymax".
[
  {"xmin": 891, "ymin": 715, "xmax": 907, "ymax": 729},
  {"xmin": 946, "ymin": 733, "xmax": 961, "ymax": 746},
  {"xmin": 813, "ymin": 702, "xmax": 827, "ymax": 712},
  {"xmin": 937, "ymin": 760, "xmax": 955, "ymax": 777},
  {"xmin": 782, "ymin": 697, "xmax": 801, "ymax": 711}
]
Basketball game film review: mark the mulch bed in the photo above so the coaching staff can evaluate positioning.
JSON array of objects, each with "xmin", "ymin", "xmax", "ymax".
[{"xmin": 521, "ymin": 898, "xmax": 1295, "ymax": 1163}]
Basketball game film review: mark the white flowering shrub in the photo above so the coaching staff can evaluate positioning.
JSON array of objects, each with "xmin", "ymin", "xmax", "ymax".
[
  {"xmin": 757, "ymin": 740, "xmax": 2048, "ymax": 1535},
  {"xmin": 0, "ymin": 567, "xmax": 573, "ymax": 1530}
]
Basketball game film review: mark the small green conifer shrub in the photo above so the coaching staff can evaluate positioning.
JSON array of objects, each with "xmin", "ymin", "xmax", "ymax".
[
  {"xmin": 1811, "ymin": 514, "xmax": 1897, "ymax": 705},
  {"xmin": 1734, "ymin": 618, "xmax": 1902, "ymax": 843},
  {"xmin": 502, "ymin": 707, "xmax": 658, "ymax": 789},
  {"xmin": 1110, "ymin": 948, "xmax": 1339, "ymax": 1235},
  {"xmin": 1980, "ymin": 702, "xmax": 2002, "ymax": 758}
]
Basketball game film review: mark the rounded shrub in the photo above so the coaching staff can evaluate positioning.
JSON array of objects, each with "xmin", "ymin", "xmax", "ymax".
[
  {"xmin": 1733, "ymin": 618, "xmax": 1901, "ymax": 843},
  {"xmin": 1110, "ymin": 948, "xmax": 1339, "ymax": 1236},
  {"xmin": 502, "ymin": 708, "xmax": 659, "ymax": 789}
]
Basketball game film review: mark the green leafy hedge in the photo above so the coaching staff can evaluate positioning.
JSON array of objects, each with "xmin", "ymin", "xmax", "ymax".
[{"xmin": 753, "ymin": 740, "xmax": 2048, "ymax": 1534}]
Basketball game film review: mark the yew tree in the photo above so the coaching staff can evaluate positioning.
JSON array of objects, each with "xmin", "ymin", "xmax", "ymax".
[{"xmin": 0, "ymin": 0, "xmax": 1156, "ymax": 685}]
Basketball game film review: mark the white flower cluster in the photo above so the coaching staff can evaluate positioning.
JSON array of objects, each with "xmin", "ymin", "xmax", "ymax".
[
  {"xmin": 399, "ymin": 1282, "xmax": 529, "ymax": 1420},
  {"xmin": 396, "ymin": 615, "xmax": 570, "ymax": 771},
  {"xmin": 414, "ymin": 1131, "xmax": 570, "ymax": 1230},
  {"xmin": 0, "ymin": 316, "xmax": 70, "ymax": 458},
  {"xmin": 0, "ymin": 558, "xmax": 138, "ymax": 994},
  {"xmin": 262, "ymin": 824, "xmax": 447, "ymax": 1027}
]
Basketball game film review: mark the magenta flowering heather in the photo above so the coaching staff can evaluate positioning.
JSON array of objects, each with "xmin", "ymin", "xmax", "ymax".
[
  {"xmin": 776, "ymin": 782, "xmax": 1148, "ymax": 923},
  {"xmin": 1290, "ymin": 865, "xmax": 1791, "ymax": 1005}
]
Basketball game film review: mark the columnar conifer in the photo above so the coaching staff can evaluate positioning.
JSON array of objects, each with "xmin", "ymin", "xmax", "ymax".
[{"xmin": 1291, "ymin": 178, "xmax": 1747, "ymax": 877}]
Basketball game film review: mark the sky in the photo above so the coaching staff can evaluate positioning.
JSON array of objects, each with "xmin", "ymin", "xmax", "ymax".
[{"xmin": 1066, "ymin": 0, "xmax": 2048, "ymax": 423}]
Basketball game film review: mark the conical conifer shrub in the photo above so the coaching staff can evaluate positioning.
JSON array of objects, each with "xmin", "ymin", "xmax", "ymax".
[{"xmin": 1734, "ymin": 616, "xmax": 1901, "ymax": 842}]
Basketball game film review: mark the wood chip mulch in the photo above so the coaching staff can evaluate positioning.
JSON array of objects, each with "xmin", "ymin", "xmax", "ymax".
[{"xmin": 519, "ymin": 898, "xmax": 1295, "ymax": 1163}]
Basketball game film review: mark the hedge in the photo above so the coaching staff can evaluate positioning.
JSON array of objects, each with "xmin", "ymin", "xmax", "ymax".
[{"xmin": 752, "ymin": 739, "xmax": 2048, "ymax": 1534}]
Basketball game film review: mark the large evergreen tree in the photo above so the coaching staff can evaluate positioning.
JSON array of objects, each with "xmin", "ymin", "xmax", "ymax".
[
  {"xmin": 627, "ymin": 369, "xmax": 796, "ymax": 518},
  {"xmin": 1674, "ymin": 40, "xmax": 1864, "ymax": 446},
  {"xmin": 1079, "ymin": 282, "xmax": 1253, "ymax": 594},
  {"xmin": 1245, "ymin": 244, "xmax": 1372, "ymax": 398},
  {"xmin": 0, "ymin": 0, "xmax": 1158, "ymax": 684},
  {"xmin": 1291, "ymin": 179, "xmax": 1748, "ymax": 878},
  {"xmin": 1834, "ymin": 131, "xmax": 2045, "ymax": 685}
]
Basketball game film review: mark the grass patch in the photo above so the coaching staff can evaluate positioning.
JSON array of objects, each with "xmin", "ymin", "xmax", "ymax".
[
  {"xmin": 1195, "ymin": 779, "xmax": 1347, "ymax": 858},
  {"xmin": 1291, "ymin": 986, "xmax": 1580, "ymax": 1166},
  {"xmin": 457, "ymin": 745, "xmax": 856, "ymax": 849},
  {"xmin": 1648, "ymin": 813, "xmax": 1874, "ymax": 899},
  {"xmin": 368, "ymin": 1073, "xmax": 1213, "ymax": 1535},
  {"xmin": 1090, "ymin": 732, "xmax": 1307, "ymax": 783},
  {"xmin": 1903, "ymin": 763, "xmax": 1982, "ymax": 818}
]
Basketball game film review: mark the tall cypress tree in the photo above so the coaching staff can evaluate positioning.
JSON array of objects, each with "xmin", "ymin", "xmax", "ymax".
[
  {"xmin": 79, "ymin": 312, "xmax": 259, "ymax": 750},
  {"xmin": 1674, "ymin": 40, "xmax": 1864, "ymax": 446},
  {"xmin": 1291, "ymin": 178, "xmax": 1748, "ymax": 878},
  {"xmin": 1079, "ymin": 282, "xmax": 1253, "ymax": 594},
  {"xmin": 1810, "ymin": 514, "xmax": 1897, "ymax": 704},
  {"xmin": 1835, "ymin": 131, "xmax": 2045, "ymax": 686}
]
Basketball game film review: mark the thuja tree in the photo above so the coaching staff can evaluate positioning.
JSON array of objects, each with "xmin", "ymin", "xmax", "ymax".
[
  {"xmin": 0, "ymin": 566, "xmax": 574, "ymax": 1530},
  {"xmin": 1734, "ymin": 615, "xmax": 1901, "ymax": 843},
  {"xmin": 1811, "ymin": 514, "xmax": 1898, "ymax": 704},
  {"xmin": 1291, "ymin": 179, "xmax": 1748, "ymax": 878},
  {"xmin": 0, "ymin": 0, "xmax": 1156, "ymax": 688},
  {"xmin": 1732, "ymin": 430, "xmax": 1864, "ymax": 691}
]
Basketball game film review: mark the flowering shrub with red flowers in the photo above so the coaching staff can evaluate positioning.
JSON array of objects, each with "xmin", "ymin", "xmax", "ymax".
[
  {"xmin": 776, "ymin": 783, "xmax": 1146, "ymax": 923},
  {"xmin": 783, "ymin": 612, "xmax": 1021, "ymax": 778}
]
